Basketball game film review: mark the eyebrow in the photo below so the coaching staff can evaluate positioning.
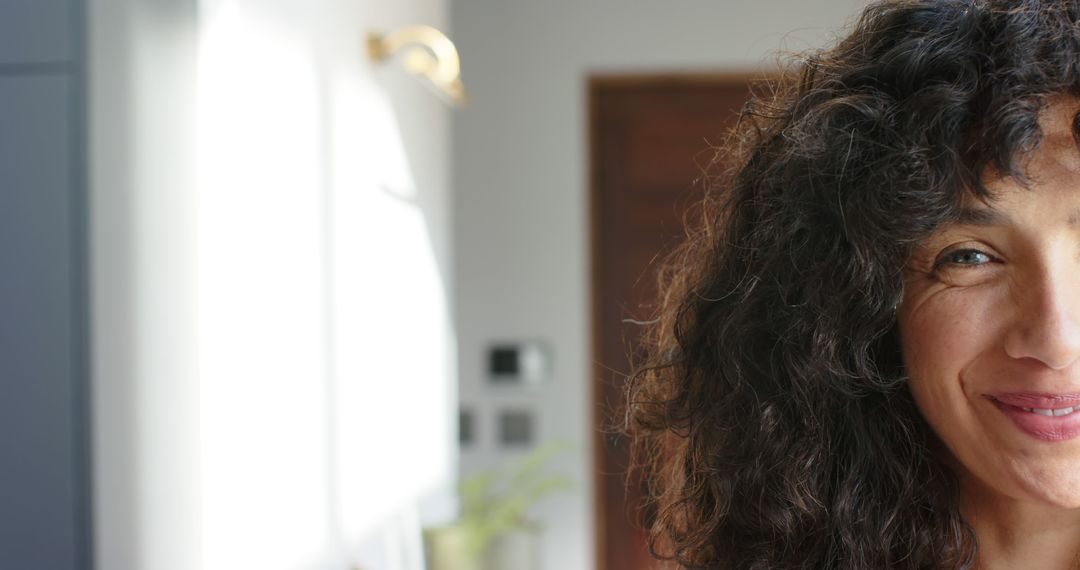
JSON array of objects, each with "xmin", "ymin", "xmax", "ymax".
[
  {"xmin": 954, "ymin": 205, "xmax": 1080, "ymax": 227},
  {"xmin": 954, "ymin": 207, "xmax": 1007, "ymax": 226}
]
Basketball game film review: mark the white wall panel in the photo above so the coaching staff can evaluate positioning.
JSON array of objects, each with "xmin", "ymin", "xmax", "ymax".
[{"xmin": 91, "ymin": 0, "xmax": 452, "ymax": 569}]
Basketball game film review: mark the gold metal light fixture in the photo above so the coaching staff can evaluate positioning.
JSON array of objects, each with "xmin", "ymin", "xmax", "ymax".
[{"xmin": 367, "ymin": 26, "xmax": 467, "ymax": 108}]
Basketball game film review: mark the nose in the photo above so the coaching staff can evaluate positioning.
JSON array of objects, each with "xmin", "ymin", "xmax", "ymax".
[{"xmin": 1003, "ymin": 262, "xmax": 1080, "ymax": 371}]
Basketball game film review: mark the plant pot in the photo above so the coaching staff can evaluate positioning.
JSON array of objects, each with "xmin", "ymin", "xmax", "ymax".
[
  {"xmin": 426, "ymin": 525, "xmax": 480, "ymax": 570},
  {"xmin": 484, "ymin": 526, "xmax": 539, "ymax": 570},
  {"xmin": 425, "ymin": 525, "xmax": 540, "ymax": 570}
]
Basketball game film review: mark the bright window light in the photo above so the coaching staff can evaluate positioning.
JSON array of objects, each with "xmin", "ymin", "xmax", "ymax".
[
  {"xmin": 328, "ymin": 70, "xmax": 451, "ymax": 541},
  {"xmin": 196, "ymin": 1, "xmax": 453, "ymax": 569},
  {"xmin": 197, "ymin": 2, "xmax": 329, "ymax": 568}
]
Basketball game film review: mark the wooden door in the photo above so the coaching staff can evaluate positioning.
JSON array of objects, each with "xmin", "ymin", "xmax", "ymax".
[{"xmin": 590, "ymin": 75, "xmax": 759, "ymax": 570}]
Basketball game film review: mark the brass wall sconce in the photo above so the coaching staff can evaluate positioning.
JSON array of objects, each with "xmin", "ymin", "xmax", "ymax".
[{"xmin": 367, "ymin": 26, "xmax": 467, "ymax": 108}]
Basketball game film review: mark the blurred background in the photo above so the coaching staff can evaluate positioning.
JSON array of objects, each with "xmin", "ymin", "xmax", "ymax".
[{"xmin": 0, "ymin": 0, "xmax": 869, "ymax": 569}]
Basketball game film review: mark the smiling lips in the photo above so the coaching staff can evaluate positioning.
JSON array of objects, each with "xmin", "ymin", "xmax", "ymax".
[{"xmin": 989, "ymin": 392, "xmax": 1080, "ymax": 441}]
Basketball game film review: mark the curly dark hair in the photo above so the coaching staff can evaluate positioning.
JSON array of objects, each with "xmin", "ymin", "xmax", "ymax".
[{"xmin": 626, "ymin": 1, "xmax": 1080, "ymax": 568}]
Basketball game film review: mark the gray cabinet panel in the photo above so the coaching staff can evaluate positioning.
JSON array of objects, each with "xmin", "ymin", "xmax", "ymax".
[
  {"xmin": 0, "ymin": 75, "xmax": 78, "ymax": 570},
  {"xmin": 0, "ymin": 0, "xmax": 70, "ymax": 65}
]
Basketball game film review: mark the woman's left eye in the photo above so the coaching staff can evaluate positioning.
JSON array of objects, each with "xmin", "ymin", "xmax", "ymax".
[{"xmin": 935, "ymin": 248, "xmax": 993, "ymax": 268}]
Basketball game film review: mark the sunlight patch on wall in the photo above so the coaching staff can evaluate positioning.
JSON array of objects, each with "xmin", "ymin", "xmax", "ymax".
[
  {"xmin": 195, "ymin": 1, "xmax": 454, "ymax": 568},
  {"xmin": 197, "ymin": 2, "xmax": 329, "ymax": 568},
  {"xmin": 328, "ymin": 69, "xmax": 452, "ymax": 542}
]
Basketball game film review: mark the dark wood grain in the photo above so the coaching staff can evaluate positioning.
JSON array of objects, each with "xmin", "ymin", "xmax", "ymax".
[{"xmin": 589, "ymin": 74, "xmax": 763, "ymax": 570}]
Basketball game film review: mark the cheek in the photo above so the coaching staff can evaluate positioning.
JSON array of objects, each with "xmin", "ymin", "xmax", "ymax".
[
  {"xmin": 904, "ymin": 312, "xmax": 971, "ymax": 377},
  {"xmin": 899, "ymin": 291, "xmax": 1000, "ymax": 416}
]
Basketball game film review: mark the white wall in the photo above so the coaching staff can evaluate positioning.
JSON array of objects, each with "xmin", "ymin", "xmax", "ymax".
[
  {"xmin": 91, "ymin": 0, "xmax": 453, "ymax": 568},
  {"xmin": 450, "ymin": 2, "xmax": 871, "ymax": 569},
  {"xmin": 90, "ymin": 1, "xmax": 200, "ymax": 568}
]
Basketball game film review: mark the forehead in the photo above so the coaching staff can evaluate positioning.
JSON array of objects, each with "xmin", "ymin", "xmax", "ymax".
[
  {"xmin": 1018, "ymin": 101, "xmax": 1080, "ymax": 179},
  {"xmin": 966, "ymin": 98, "xmax": 1080, "ymax": 216}
]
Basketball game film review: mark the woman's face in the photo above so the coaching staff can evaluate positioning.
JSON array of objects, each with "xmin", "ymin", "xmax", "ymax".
[{"xmin": 899, "ymin": 99, "xmax": 1080, "ymax": 508}]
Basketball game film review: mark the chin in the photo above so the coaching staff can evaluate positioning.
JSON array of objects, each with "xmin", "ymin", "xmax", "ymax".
[
  {"xmin": 954, "ymin": 450, "xmax": 1080, "ymax": 511},
  {"xmin": 1025, "ymin": 487, "xmax": 1080, "ymax": 510},
  {"xmin": 1009, "ymin": 466, "xmax": 1080, "ymax": 510}
]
